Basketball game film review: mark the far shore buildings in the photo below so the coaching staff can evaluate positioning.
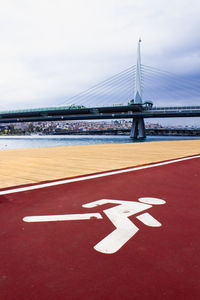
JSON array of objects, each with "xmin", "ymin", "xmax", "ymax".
[{"xmin": 0, "ymin": 120, "xmax": 199, "ymax": 135}]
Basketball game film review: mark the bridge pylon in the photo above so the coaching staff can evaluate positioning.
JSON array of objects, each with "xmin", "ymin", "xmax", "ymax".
[{"xmin": 130, "ymin": 38, "xmax": 146, "ymax": 139}]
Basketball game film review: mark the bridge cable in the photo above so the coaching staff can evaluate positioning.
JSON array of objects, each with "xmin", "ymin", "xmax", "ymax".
[{"xmin": 60, "ymin": 66, "xmax": 136, "ymax": 107}]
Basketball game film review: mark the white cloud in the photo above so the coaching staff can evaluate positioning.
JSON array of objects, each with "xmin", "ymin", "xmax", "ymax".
[{"xmin": 0, "ymin": 0, "xmax": 200, "ymax": 109}]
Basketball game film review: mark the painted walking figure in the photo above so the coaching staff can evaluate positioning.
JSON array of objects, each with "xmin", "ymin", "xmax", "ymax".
[{"xmin": 23, "ymin": 197, "xmax": 166, "ymax": 254}]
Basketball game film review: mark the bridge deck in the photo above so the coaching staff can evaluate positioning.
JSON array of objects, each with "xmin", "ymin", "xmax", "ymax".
[
  {"xmin": 0, "ymin": 105, "xmax": 200, "ymax": 123},
  {"xmin": 0, "ymin": 140, "xmax": 200, "ymax": 189}
]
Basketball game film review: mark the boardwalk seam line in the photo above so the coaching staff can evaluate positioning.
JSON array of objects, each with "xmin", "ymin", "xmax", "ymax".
[{"xmin": 0, "ymin": 155, "xmax": 199, "ymax": 195}]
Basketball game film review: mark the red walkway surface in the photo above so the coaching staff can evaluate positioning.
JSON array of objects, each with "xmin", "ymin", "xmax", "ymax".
[{"xmin": 0, "ymin": 156, "xmax": 200, "ymax": 299}]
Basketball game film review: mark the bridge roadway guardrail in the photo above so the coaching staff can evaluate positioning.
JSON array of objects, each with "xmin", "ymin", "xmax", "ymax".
[
  {"xmin": 0, "ymin": 104, "xmax": 142, "ymax": 120},
  {"xmin": 149, "ymin": 106, "xmax": 200, "ymax": 111},
  {"xmin": 0, "ymin": 105, "xmax": 200, "ymax": 123},
  {"xmin": 143, "ymin": 106, "xmax": 200, "ymax": 118}
]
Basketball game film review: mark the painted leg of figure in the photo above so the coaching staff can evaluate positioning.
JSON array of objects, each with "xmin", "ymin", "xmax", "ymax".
[
  {"xmin": 94, "ymin": 213, "xmax": 139, "ymax": 254},
  {"xmin": 136, "ymin": 212, "xmax": 162, "ymax": 227},
  {"xmin": 83, "ymin": 199, "xmax": 151, "ymax": 254}
]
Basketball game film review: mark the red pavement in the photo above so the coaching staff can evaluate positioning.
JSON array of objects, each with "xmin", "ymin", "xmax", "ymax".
[{"xmin": 0, "ymin": 156, "xmax": 200, "ymax": 299}]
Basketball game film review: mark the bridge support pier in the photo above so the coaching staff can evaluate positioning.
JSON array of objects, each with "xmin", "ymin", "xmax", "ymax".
[{"xmin": 130, "ymin": 117, "xmax": 146, "ymax": 139}]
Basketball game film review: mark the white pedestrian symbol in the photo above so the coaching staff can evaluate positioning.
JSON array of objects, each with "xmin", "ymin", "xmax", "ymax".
[{"xmin": 23, "ymin": 197, "xmax": 166, "ymax": 254}]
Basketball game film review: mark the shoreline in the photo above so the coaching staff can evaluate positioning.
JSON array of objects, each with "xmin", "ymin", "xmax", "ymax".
[{"xmin": 0, "ymin": 134, "xmax": 199, "ymax": 151}]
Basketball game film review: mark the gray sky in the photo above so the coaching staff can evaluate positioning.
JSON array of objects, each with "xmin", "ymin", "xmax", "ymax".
[{"xmin": 0, "ymin": 0, "xmax": 200, "ymax": 127}]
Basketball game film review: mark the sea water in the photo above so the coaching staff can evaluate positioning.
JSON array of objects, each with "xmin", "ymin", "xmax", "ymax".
[{"xmin": 0, "ymin": 135, "xmax": 199, "ymax": 150}]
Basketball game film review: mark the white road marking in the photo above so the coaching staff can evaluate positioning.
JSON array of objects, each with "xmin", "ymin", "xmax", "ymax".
[
  {"xmin": 23, "ymin": 198, "xmax": 166, "ymax": 254},
  {"xmin": 23, "ymin": 213, "xmax": 102, "ymax": 223},
  {"xmin": 138, "ymin": 197, "xmax": 166, "ymax": 205},
  {"xmin": 83, "ymin": 198, "xmax": 165, "ymax": 254},
  {"xmin": 136, "ymin": 212, "xmax": 162, "ymax": 227},
  {"xmin": 0, "ymin": 155, "xmax": 199, "ymax": 195}
]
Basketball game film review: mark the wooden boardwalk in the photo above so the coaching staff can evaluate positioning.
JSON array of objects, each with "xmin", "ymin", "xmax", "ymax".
[{"xmin": 0, "ymin": 139, "xmax": 200, "ymax": 189}]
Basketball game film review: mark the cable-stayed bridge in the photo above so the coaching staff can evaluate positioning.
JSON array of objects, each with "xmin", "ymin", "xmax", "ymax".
[{"xmin": 0, "ymin": 40, "xmax": 200, "ymax": 139}]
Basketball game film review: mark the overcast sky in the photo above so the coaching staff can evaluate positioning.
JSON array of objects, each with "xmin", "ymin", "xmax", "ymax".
[{"xmin": 0, "ymin": 0, "xmax": 200, "ymax": 126}]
